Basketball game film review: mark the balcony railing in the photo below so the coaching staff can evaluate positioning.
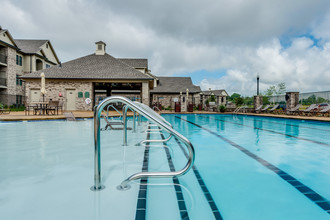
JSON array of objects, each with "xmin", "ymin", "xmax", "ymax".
[
  {"xmin": 0, "ymin": 71, "xmax": 6, "ymax": 87},
  {"xmin": 0, "ymin": 78, "xmax": 6, "ymax": 87},
  {"xmin": 0, "ymin": 54, "xmax": 7, "ymax": 65}
]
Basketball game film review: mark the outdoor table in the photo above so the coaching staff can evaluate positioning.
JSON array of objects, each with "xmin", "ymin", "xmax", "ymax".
[{"xmin": 31, "ymin": 102, "xmax": 49, "ymax": 115}]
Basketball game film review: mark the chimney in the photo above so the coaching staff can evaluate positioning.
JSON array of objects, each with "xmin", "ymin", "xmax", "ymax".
[{"xmin": 95, "ymin": 41, "xmax": 106, "ymax": 55}]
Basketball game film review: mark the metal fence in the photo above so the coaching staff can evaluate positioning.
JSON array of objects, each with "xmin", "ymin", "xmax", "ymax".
[{"xmin": 269, "ymin": 91, "xmax": 330, "ymax": 104}]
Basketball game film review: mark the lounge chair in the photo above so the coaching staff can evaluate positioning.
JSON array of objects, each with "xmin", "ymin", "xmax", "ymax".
[
  {"xmin": 261, "ymin": 104, "xmax": 270, "ymax": 113},
  {"xmin": 318, "ymin": 105, "xmax": 330, "ymax": 117},
  {"xmin": 268, "ymin": 104, "xmax": 279, "ymax": 113},
  {"xmin": 102, "ymin": 115, "xmax": 132, "ymax": 131},
  {"xmin": 300, "ymin": 104, "xmax": 317, "ymax": 116},
  {"xmin": 255, "ymin": 105, "xmax": 263, "ymax": 113},
  {"xmin": 0, "ymin": 107, "xmax": 11, "ymax": 115},
  {"xmin": 287, "ymin": 104, "xmax": 301, "ymax": 115}
]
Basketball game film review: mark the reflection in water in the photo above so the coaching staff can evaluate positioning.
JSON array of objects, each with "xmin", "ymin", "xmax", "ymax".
[
  {"xmin": 254, "ymin": 119, "xmax": 262, "ymax": 148},
  {"xmin": 285, "ymin": 123, "xmax": 300, "ymax": 138}
]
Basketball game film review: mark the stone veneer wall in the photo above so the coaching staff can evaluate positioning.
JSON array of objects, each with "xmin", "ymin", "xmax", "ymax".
[
  {"xmin": 25, "ymin": 80, "xmax": 93, "ymax": 111},
  {"xmin": 0, "ymin": 47, "xmax": 17, "ymax": 105},
  {"xmin": 152, "ymin": 93, "xmax": 201, "ymax": 109}
]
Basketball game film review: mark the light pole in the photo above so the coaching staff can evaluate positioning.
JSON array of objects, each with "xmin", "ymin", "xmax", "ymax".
[{"xmin": 257, "ymin": 73, "xmax": 260, "ymax": 96}]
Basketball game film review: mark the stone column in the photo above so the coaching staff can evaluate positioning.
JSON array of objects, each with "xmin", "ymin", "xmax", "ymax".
[
  {"xmin": 141, "ymin": 82, "xmax": 149, "ymax": 106},
  {"xmin": 286, "ymin": 92, "xmax": 299, "ymax": 113},
  {"xmin": 254, "ymin": 95, "xmax": 263, "ymax": 109},
  {"xmin": 180, "ymin": 94, "xmax": 186, "ymax": 112}
]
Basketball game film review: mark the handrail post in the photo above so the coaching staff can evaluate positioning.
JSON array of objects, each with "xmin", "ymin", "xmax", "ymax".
[
  {"xmin": 91, "ymin": 104, "xmax": 105, "ymax": 191},
  {"xmin": 123, "ymin": 105, "xmax": 129, "ymax": 146},
  {"xmin": 133, "ymin": 111, "xmax": 136, "ymax": 133}
]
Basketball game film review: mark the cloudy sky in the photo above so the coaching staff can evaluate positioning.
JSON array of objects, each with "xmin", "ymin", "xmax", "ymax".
[{"xmin": 1, "ymin": 0, "xmax": 330, "ymax": 96}]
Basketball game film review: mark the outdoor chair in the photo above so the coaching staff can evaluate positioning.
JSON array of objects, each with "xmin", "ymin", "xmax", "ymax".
[
  {"xmin": 0, "ymin": 107, "xmax": 11, "ymax": 115},
  {"xmin": 261, "ymin": 104, "xmax": 270, "ymax": 113},
  {"xmin": 300, "ymin": 104, "xmax": 317, "ymax": 116},
  {"xmin": 24, "ymin": 101, "xmax": 35, "ymax": 116},
  {"xmin": 255, "ymin": 105, "xmax": 263, "ymax": 113},
  {"xmin": 318, "ymin": 105, "xmax": 330, "ymax": 117},
  {"xmin": 287, "ymin": 104, "xmax": 301, "ymax": 115},
  {"xmin": 46, "ymin": 101, "xmax": 58, "ymax": 115},
  {"xmin": 57, "ymin": 101, "xmax": 63, "ymax": 115},
  {"xmin": 268, "ymin": 104, "xmax": 279, "ymax": 113},
  {"xmin": 101, "ymin": 115, "xmax": 132, "ymax": 131}
]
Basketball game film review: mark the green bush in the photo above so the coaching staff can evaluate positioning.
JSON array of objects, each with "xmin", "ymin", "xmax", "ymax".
[{"xmin": 219, "ymin": 105, "xmax": 226, "ymax": 112}]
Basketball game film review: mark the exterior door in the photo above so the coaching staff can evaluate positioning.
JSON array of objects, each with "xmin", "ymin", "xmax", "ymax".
[
  {"xmin": 30, "ymin": 89, "xmax": 40, "ymax": 103},
  {"xmin": 66, "ymin": 89, "xmax": 76, "ymax": 110}
]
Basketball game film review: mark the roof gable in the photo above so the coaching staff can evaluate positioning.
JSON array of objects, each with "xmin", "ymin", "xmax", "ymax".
[
  {"xmin": 0, "ymin": 29, "xmax": 17, "ymax": 47},
  {"xmin": 21, "ymin": 53, "xmax": 153, "ymax": 80},
  {"xmin": 151, "ymin": 77, "xmax": 201, "ymax": 93},
  {"xmin": 14, "ymin": 39, "xmax": 48, "ymax": 54}
]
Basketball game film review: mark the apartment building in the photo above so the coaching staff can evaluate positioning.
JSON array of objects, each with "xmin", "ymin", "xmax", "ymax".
[{"xmin": 0, "ymin": 26, "xmax": 60, "ymax": 106}]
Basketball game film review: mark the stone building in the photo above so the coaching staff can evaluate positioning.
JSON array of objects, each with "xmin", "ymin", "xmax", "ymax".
[
  {"xmin": 21, "ymin": 41, "xmax": 155, "ymax": 111},
  {"xmin": 201, "ymin": 89, "xmax": 228, "ymax": 108},
  {"xmin": 0, "ymin": 26, "xmax": 60, "ymax": 106},
  {"xmin": 151, "ymin": 77, "xmax": 202, "ymax": 109}
]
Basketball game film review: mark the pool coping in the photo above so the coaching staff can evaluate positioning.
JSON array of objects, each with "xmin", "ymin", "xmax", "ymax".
[{"xmin": 1, "ymin": 111, "xmax": 329, "ymax": 122}]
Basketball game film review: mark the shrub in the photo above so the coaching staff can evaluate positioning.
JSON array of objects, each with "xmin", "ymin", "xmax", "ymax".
[{"xmin": 219, "ymin": 105, "xmax": 226, "ymax": 112}]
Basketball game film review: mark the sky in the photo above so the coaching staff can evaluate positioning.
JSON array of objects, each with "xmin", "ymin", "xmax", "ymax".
[{"xmin": 1, "ymin": 0, "xmax": 330, "ymax": 96}]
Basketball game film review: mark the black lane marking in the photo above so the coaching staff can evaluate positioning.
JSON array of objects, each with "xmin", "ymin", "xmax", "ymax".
[
  {"xmin": 176, "ymin": 116, "xmax": 330, "ymax": 214},
  {"xmin": 199, "ymin": 115, "xmax": 330, "ymax": 147},
  {"xmin": 236, "ymin": 115, "xmax": 330, "ymax": 132},
  {"xmin": 159, "ymin": 130, "xmax": 190, "ymax": 220},
  {"xmin": 135, "ymin": 128, "xmax": 150, "ymax": 220},
  {"xmin": 173, "ymin": 136, "xmax": 223, "ymax": 220}
]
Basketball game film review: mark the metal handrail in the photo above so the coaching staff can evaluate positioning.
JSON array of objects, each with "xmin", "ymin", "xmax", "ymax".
[
  {"xmin": 134, "ymin": 102, "xmax": 171, "ymax": 127},
  {"xmin": 153, "ymin": 106, "xmax": 161, "ymax": 112},
  {"xmin": 106, "ymin": 104, "xmax": 122, "ymax": 120},
  {"xmin": 91, "ymin": 96, "xmax": 195, "ymax": 191}
]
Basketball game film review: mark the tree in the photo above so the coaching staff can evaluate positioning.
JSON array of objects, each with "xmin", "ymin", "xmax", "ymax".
[
  {"xmin": 276, "ymin": 83, "xmax": 286, "ymax": 95},
  {"xmin": 235, "ymin": 97, "xmax": 244, "ymax": 106},
  {"xmin": 265, "ymin": 86, "xmax": 276, "ymax": 97},
  {"xmin": 229, "ymin": 93, "xmax": 241, "ymax": 101}
]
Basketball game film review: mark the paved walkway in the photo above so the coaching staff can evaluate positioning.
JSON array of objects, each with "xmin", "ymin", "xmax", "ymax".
[{"xmin": 0, "ymin": 110, "xmax": 329, "ymax": 122}]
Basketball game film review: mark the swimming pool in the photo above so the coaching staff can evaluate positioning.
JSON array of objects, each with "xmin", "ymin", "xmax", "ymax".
[{"xmin": 0, "ymin": 114, "xmax": 329, "ymax": 219}]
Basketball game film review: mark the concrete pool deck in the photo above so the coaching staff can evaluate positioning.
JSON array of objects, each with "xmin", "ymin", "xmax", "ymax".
[{"xmin": 0, "ymin": 110, "xmax": 329, "ymax": 122}]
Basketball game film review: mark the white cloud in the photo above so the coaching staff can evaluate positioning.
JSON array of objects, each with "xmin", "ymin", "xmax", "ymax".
[{"xmin": 1, "ymin": 0, "xmax": 330, "ymax": 96}]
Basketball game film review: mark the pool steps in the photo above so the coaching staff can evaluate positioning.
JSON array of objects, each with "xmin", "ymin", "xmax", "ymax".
[{"xmin": 91, "ymin": 96, "xmax": 195, "ymax": 191}]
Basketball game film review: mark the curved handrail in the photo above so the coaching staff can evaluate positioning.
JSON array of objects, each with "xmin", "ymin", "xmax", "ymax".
[
  {"xmin": 106, "ymin": 104, "xmax": 122, "ymax": 120},
  {"xmin": 153, "ymin": 106, "xmax": 161, "ymax": 112},
  {"xmin": 92, "ymin": 96, "xmax": 195, "ymax": 191},
  {"xmin": 134, "ymin": 102, "xmax": 172, "ymax": 127}
]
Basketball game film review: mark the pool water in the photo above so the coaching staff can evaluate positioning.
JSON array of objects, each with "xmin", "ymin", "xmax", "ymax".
[{"xmin": 0, "ymin": 114, "xmax": 329, "ymax": 220}]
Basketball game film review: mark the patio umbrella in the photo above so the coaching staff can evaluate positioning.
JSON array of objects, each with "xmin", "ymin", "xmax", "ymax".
[{"xmin": 40, "ymin": 72, "xmax": 46, "ymax": 102}]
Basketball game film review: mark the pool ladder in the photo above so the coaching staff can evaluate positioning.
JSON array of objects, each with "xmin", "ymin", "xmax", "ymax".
[{"xmin": 91, "ymin": 96, "xmax": 195, "ymax": 191}]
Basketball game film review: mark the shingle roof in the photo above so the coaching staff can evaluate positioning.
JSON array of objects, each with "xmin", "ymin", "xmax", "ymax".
[
  {"xmin": 118, "ymin": 58, "xmax": 148, "ymax": 69},
  {"xmin": 14, "ymin": 39, "xmax": 48, "ymax": 54},
  {"xmin": 202, "ymin": 89, "xmax": 228, "ymax": 96},
  {"xmin": 21, "ymin": 53, "xmax": 153, "ymax": 80},
  {"xmin": 151, "ymin": 77, "xmax": 201, "ymax": 94}
]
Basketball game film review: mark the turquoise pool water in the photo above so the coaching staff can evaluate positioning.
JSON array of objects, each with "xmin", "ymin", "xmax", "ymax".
[{"xmin": 0, "ymin": 114, "xmax": 329, "ymax": 220}]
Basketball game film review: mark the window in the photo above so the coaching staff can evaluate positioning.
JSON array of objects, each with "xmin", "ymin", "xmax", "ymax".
[
  {"xmin": 46, "ymin": 64, "xmax": 51, "ymax": 68},
  {"xmin": 16, "ymin": 95, "xmax": 23, "ymax": 105},
  {"xmin": 98, "ymin": 44, "xmax": 102, "ymax": 50},
  {"xmin": 16, "ymin": 75, "xmax": 23, "ymax": 86},
  {"xmin": 46, "ymin": 43, "xmax": 48, "ymax": 48},
  {"xmin": 16, "ymin": 55, "xmax": 22, "ymax": 66}
]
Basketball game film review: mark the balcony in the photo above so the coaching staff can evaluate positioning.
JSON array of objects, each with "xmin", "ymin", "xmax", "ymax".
[
  {"xmin": 0, "ymin": 54, "xmax": 7, "ymax": 66},
  {"xmin": 0, "ymin": 71, "xmax": 6, "ymax": 88}
]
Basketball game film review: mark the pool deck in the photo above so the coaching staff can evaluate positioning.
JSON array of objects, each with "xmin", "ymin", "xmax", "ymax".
[{"xmin": 0, "ymin": 110, "xmax": 329, "ymax": 122}]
